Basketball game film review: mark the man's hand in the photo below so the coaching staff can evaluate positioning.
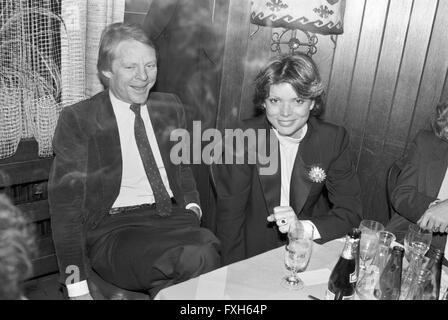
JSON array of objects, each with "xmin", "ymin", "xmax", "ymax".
[
  {"xmin": 267, "ymin": 206, "xmax": 299, "ymax": 233},
  {"xmin": 69, "ymin": 293, "xmax": 94, "ymax": 300},
  {"xmin": 417, "ymin": 199, "xmax": 448, "ymax": 233}
]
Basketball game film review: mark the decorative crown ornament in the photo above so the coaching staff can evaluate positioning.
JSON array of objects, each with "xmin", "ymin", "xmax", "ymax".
[{"xmin": 308, "ymin": 165, "xmax": 326, "ymax": 183}]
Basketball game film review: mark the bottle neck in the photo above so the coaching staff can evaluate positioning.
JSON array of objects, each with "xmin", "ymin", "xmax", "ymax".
[
  {"xmin": 389, "ymin": 249, "xmax": 404, "ymax": 269},
  {"xmin": 431, "ymin": 251, "xmax": 443, "ymax": 265},
  {"xmin": 341, "ymin": 237, "xmax": 358, "ymax": 260},
  {"xmin": 425, "ymin": 252, "xmax": 442, "ymax": 271}
]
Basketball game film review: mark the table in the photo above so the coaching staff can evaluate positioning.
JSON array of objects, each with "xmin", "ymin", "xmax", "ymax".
[
  {"xmin": 155, "ymin": 238, "xmax": 345, "ymax": 300},
  {"xmin": 155, "ymin": 238, "xmax": 448, "ymax": 300}
]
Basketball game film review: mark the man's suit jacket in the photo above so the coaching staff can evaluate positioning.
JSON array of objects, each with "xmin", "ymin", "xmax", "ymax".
[
  {"xmin": 387, "ymin": 129, "xmax": 448, "ymax": 251},
  {"xmin": 214, "ymin": 116, "xmax": 363, "ymax": 265},
  {"xmin": 48, "ymin": 90, "xmax": 200, "ymax": 283}
]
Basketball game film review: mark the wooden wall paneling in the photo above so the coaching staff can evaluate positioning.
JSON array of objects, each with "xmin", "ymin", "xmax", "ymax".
[
  {"xmin": 239, "ymin": 24, "xmax": 273, "ymax": 120},
  {"xmin": 386, "ymin": 0, "xmax": 438, "ymax": 149},
  {"xmin": 372, "ymin": 0, "xmax": 437, "ymax": 222},
  {"xmin": 407, "ymin": 0, "xmax": 448, "ymax": 144},
  {"xmin": 342, "ymin": 0, "xmax": 389, "ymax": 154},
  {"xmin": 366, "ymin": 0, "xmax": 413, "ymax": 154},
  {"xmin": 355, "ymin": 0, "xmax": 413, "ymax": 223},
  {"xmin": 325, "ymin": 0, "xmax": 366, "ymax": 125},
  {"xmin": 216, "ymin": 0, "xmax": 252, "ymax": 129},
  {"xmin": 311, "ymin": 34, "xmax": 338, "ymax": 93},
  {"xmin": 342, "ymin": 0, "xmax": 389, "ymax": 222}
]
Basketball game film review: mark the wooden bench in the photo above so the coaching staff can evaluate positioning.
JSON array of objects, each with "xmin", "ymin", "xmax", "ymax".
[
  {"xmin": 0, "ymin": 139, "xmax": 149, "ymax": 299},
  {"xmin": 0, "ymin": 139, "xmax": 57, "ymax": 279}
]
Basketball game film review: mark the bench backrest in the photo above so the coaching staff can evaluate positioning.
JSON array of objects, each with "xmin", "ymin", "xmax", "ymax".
[{"xmin": 0, "ymin": 139, "xmax": 58, "ymax": 279}]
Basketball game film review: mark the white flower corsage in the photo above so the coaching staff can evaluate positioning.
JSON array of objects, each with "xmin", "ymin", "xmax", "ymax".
[{"xmin": 308, "ymin": 165, "xmax": 326, "ymax": 183}]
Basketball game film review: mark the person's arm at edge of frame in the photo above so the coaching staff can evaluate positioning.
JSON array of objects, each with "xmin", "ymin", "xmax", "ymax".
[{"xmin": 391, "ymin": 131, "xmax": 437, "ymax": 224}]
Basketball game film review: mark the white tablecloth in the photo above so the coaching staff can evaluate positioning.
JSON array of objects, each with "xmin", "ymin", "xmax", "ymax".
[
  {"xmin": 155, "ymin": 238, "xmax": 345, "ymax": 300},
  {"xmin": 155, "ymin": 238, "xmax": 448, "ymax": 300}
]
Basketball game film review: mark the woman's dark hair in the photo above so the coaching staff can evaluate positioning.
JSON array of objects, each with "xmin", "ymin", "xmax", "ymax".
[
  {"xmin": 253, "ymin": 53, "xmax": 325, "ymax": 117},
  {"xmin": 432, "ymin": 100, "xmax": 448, "ymax": 141},
  {"xmin": 97, "ymin": 22, "xmax": 157, "ymax": 87}
]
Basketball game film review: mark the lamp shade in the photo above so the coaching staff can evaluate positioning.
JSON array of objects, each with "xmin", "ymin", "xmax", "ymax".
[{"xmin": 250, "ymin": 0, "xmax": 345, "ymax": 35}]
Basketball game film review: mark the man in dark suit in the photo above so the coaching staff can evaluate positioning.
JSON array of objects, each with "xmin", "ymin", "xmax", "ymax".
[
  {"xmin": 48, "ymin": 23, "xmax": 220, "ymax": 300},
  {"xmin": 387, "ymin": 101, "xmax": 448, "ymax": 264},
  {"xmin": 214, "ymin": 54, "xmax": 362, "ymax": 265}
]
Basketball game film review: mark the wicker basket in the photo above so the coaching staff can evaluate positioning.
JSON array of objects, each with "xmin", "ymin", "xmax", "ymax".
[
  {"xmin": 0, "ymin": 88, "xmax": 22, "ymax": 159},
  {"xmin": 21, "ymin": 89, "xmax": 36, "ymax": 139},
  {"xmin": 32, "ymin": 95, "xmax": 61, "ymax": 158}
]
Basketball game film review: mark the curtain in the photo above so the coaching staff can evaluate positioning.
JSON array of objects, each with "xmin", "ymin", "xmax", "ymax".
[{"xmin": 61, "ymin": 0, "xmax": 125, "ymax": 107}]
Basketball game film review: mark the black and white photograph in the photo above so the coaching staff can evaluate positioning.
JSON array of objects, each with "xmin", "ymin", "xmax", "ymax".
[{"xmin": 0, "ymin": 0, "xmax": 447, "ymax": 308}]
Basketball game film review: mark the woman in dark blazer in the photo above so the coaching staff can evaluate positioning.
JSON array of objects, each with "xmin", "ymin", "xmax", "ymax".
[
  {"xmin": 214, "ymin": 53, "xmax": 362, "ymax": 265},
  {"xmin": 387, "ymin": 101, "xmax": 448, "ymax": 258}
]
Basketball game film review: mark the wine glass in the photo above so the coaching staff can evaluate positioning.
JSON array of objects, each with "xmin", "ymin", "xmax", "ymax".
[
  {"xmin": 356, "ymin": 230, "xmax": 396, "ymax": 300},
  {"xmin": 403, "ymin": 224, "xmax": 432, "ymax": 261},
  {"xmin": 358, "ymin": 220, "xmax": 384, "ymax": 272},
  {"xmin": 281, "ymin": 221, "xmax": 314, "ymax": 290}
]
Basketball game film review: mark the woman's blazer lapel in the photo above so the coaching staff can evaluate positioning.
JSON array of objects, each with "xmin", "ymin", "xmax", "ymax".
[
  {"xmin": 289, "ymin": 119, "xmax": 321, "ymax": 215},
  {"xmin": 256, "ymin": 118, "xmax": 281, "ymax": 216}
]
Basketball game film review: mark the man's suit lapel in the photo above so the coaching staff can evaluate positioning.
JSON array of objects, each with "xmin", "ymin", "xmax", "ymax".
[
  {"xmin": 95, "ymin": 90, "xmax": 122, "ymax": 207},
  {"xmin": 290, "ymin": 119, "xmax": 320, "ymax": 215}
]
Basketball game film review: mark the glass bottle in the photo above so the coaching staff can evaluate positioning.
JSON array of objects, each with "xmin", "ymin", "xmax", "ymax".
[
  {"xmin": 325, "ymin": 228, "xmax": 361, "ymax": 300},
  {"xmin": 377, "ymin": 246, "xmax": 404, "ymax": 300},
  {"xmin": 399, "ymin": 249, "xmax": 424, "ymax": 299},
  {"xmin": 354, "ymin": 228, "xmax": 361, "ymax": 280},
  {"xmin": 356, "ymin": 231, "xmax": 395, "ymax": 300},
  {"xmin": 422, "ymin": 248, "xmax": 443, "ymax": 300},
  {"xmin": 404, "ymin": 269, "xmax": 430, "ymax": 300}
]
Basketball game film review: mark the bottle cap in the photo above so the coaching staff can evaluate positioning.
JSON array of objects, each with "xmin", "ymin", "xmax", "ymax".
[
  {"xmin": 348, "ymin": 228, "xmax": 361, "ymax": 239},
  {"xmin": 392, "ymin": 246, "xmax": 404, "ymax": 254}
]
